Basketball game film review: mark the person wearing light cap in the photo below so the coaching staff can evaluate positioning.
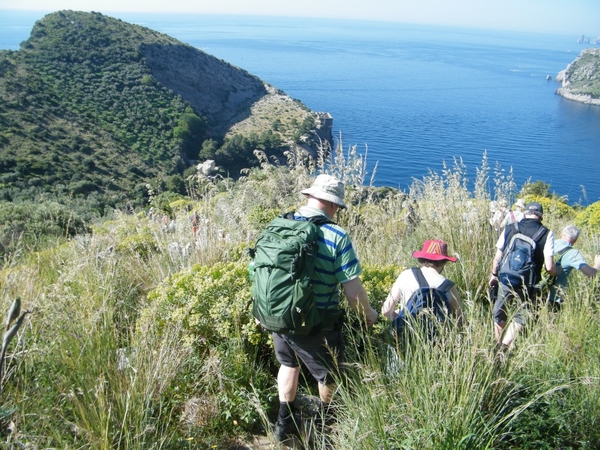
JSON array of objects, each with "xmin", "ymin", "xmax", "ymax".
[
  {"xmin": 382, "ymin": 239, "xmax": 462, "ymax": 323},
  {"xmin": 490, "ymin": 201, "xmax": 555, "ymax": 350},
  {"xmin": 503, "ymin": 198, "xmax": 526, "ymax": 228},
  {"xmin": 272, "ymin": 174, "xmax": 378, "ymax": 442}
]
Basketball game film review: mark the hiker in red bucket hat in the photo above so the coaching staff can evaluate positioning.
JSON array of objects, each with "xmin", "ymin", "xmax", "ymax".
[{"xmin": 382, "ymin": 239, "xmax": 462, "ymax": 324}]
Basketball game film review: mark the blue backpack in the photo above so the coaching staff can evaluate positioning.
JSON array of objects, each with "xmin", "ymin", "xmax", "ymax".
[
  {"xmin": 391, "ymin": 268, "xmax": 453, "ymax": 339},
  {"xmin": 498, "ymin": 223, "xmax": 547, "ymax": 288}
]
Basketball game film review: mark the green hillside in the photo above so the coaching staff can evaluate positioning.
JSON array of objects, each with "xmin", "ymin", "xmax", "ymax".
[{"xmin": 0, "ymin": 11, "xmax": 326, "ymax": 212}]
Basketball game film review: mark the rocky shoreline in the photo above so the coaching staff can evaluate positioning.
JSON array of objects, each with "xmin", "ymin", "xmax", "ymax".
[{"xmin": 555, "ymin": 87, "xmax": 600, "ymax": 106}]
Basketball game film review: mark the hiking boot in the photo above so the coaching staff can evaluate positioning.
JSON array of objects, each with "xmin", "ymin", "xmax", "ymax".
[{"xmin": 274, "ymin": 415, "xmax": 299, "ymax": 442}]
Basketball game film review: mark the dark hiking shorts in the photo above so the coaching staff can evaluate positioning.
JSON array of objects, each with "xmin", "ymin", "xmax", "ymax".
[
  {"xmin": 493, "ymin": 282, "xmax": 537, "ymax": 326},
  {"xmin": 273, "ymin": 328, "xmax": 344, "ymax": 386}
]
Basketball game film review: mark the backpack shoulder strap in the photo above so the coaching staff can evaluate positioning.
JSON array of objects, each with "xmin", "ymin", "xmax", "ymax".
[
  {"xmin": 308, "ymin": 215, "xmax": 334, "ymax": 226},
  {"xmin": 531, "ymin": 225, "xmax": 547, "ymax": 243},
  {"xmin": 412, "ymin": 268, "xmax": 453, "ymax": 292},
  {"xmin": 555, "ymin": 246, "xmax": 574, "ymax": 262},
  {"xmin": 284, "ymin": 211, "xmax": 334, "ymax": 226},
  {"xmin": 502, "ymin": 222, "xmax": 518, "ymax": 246},
  {"xmin": 437, "ymin": 279, "xmax": 454, "ymax": 293},
  {"xmin": 411, "ymin": 267, "xmax": 429, "ymax": 289}
]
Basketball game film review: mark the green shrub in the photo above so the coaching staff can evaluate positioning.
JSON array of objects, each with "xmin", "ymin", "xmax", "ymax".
[
  {"xmin": 169, "ymin": 197, "xmax": 193, "ymax": 211},
  {"xmin": 140, "ymin": 260, "xmax": 259, "ymax": 350},
  {"xmin": 247, "ymin": 205, "xmax": 279, "ymax": 230},
  {"xmin": 138, "ymin": 260, "xmax": 271, "ymax": 436},
  {"xmin": 360, "ymin": 264, "xmax": 402, "ymax": 312},
  {"xmin": 0, "ymin": 200, "xmax": 90, "ymax": 258},
  {"xmin": 521, "ymin": 180, "xmax": 552, "ymax": 198},
  {"xmin": 115, "ymin": 226, "xmax": 158, "ymax": 258},
  {"xmin": 575, "ymin": 200, "xmax": 600, "ymax": 229}
]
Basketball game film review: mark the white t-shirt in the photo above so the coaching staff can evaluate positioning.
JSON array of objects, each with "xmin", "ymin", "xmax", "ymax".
[{"xmin": 382, "ymin": 266, "xmax": 451, "ymax": 320}]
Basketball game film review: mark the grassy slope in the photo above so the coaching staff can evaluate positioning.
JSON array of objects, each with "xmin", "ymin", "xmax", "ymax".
[{"xmin": 1, "ymin": 151, "xmax": 600, "ymax": 449}]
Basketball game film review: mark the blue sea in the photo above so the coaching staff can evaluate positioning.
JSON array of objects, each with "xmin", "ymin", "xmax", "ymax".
[{"xmin": 2, "ymin": 10, "xmax": 600, "ymax": 203}]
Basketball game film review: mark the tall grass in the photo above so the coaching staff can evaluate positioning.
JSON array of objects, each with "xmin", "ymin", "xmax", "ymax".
[{"xmin": 0, "ymin": 143, "xmax": 599, "ymax": 448}]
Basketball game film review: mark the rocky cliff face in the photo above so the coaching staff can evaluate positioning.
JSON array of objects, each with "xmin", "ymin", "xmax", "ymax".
[
  {"xmin": 556, "ymin": 48, "xmax": 600, "ymax": 106},
  {"xmin": 139, "ymin": 26, "xmax": 331, "ymax": 156},
  {"xmin": 141, "ymin": 42, "xmax": 267, "ymax": 135}
]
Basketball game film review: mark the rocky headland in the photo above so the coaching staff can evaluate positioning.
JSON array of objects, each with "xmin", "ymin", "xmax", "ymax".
[{"xmin": 555, "ymin": 48, "xmax": 600, "ymax": 106}]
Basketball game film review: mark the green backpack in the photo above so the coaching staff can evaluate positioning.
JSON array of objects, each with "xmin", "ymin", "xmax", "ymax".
[{"xmin": 249, "ymin": 212, "xmax": 332, "ymax": 335}]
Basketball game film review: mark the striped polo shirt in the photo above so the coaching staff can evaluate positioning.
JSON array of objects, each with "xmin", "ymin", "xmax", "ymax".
[{"xmin": 295, "ymin": 206, "xmax": 362, "ymax": 310}]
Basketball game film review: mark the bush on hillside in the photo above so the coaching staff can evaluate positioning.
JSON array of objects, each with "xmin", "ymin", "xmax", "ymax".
[
  {"xmin": 114, "ymin": 226, "xmax": 159, "ymax": 259},
  {"xmin": 0, "ymin": 200, "xmax": 90, "ymax": 258},
  {"xmin": 137, "ymin": 260, "xmax": 270, "ymax": 435},
  {"xmin": 523, "ymin": 195, "xmax": 575, "ymax": 219},
  {"xmin": 574, "ymin": 200, "xmax": 600, "ymax": 229},
  {"xmin": 360, "ymin": 264, "xmax": 402, "ymax": 312},
  {"xmin": 140, "ymin": 260, "xmax": 259, "ymax": 350},
  {"xmin": 521, "ymin": 180, "xmax": 552, "ymax": 198}
]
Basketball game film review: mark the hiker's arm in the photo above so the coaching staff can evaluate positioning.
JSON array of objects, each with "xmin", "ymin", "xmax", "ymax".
[
  {"xmin": 544, "ymin": 255, "xmax": 556, "ymax": 276},
  {"xmin": 490, "ymin": 249, "xmax": 503, "ymax": 286},
  {"xmin": 580, "ymin": 255, "xmax": 600, "ymax": 278},
  {"xmin": 381, "ymin": 280, "xmax": 401, "ymax": 320},
  {"xmin": 342, "ymin": 278, "xmax": 378, "ymax": 326},
  {"xmin": 544, "ymin": 232, "xmax": 556, "ymax": 276},
  {"xmin": 448, "ymin": 285, "xmax": 463, "ymax": 325}
]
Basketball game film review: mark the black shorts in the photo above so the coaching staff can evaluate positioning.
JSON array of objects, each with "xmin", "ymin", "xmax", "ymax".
[{"xmin": 273, "ymin": 329, "xmax": 344, "ymax": 386}]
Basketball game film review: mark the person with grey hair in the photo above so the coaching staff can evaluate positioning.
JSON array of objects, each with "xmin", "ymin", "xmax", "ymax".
[{"xmin": 548, "ymin": 224, "xmax": 600, "ymax": 309}]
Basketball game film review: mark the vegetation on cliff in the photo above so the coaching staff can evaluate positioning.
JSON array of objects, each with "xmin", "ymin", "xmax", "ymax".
[
  {"xmin": 0, "ymin": 10, "xmax": 326, "ymax": 216},
  {"xmin": 556, "ymin": 48, "xmax": 600, "ymax": 105}
]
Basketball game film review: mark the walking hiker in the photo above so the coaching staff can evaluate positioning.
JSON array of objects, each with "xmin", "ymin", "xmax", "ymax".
[
  {"xmin": 257, "ymin": 174, "xmax": 378, "ymax": 443},
  {"xmin": 489, "ymin": 199, "xmax": 509, "ymax": 232},
  {"xmin": 546, "ymin": 224, "xmax": 600, "ymax": 309},
  {"xmin": 190, "ymin": 210, "xmax": 200, "ymax": 238},
  {"xmin": 382, "ymin": 239, "xmax": 462, "ymax": 331},
  {"xmin": 503, "ymin": 198, "xmax": 526, "ymax": 228},
  {"xmin": 489, "ymin": 201, "xmax": 555, "ymax": 350}
]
